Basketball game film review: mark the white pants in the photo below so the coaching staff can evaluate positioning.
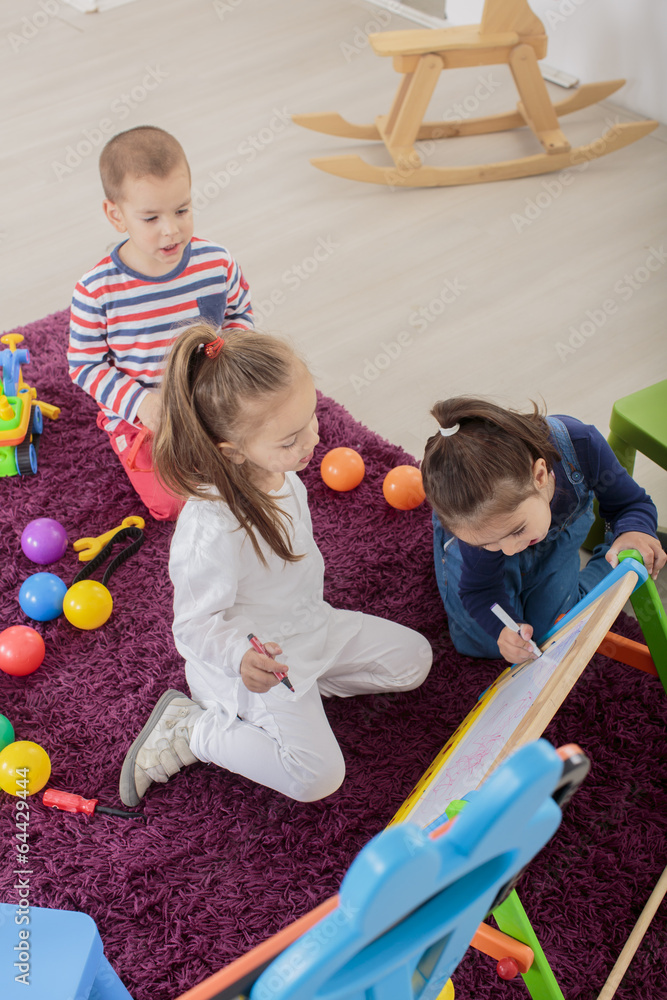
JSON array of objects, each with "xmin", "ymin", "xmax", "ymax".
[{"xmin": 189, "ymin": 614, "xmax": 432, "ymax": 802}]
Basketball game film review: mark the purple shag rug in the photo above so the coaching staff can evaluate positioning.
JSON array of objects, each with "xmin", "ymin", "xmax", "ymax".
[{"xmin": 0, "ymin": 310, "xmax": 665, "ymax": 1000}]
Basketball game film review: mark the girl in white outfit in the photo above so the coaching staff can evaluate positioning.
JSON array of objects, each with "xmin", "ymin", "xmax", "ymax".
[{"xmin": 119, "ymin": 325, "xmax": 432, "ymax": 806}]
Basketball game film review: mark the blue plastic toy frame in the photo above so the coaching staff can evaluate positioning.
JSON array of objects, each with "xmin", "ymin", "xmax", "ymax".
[{"xmin": 247, "ymin": 740, "xmax": 568, "ymax": 1000}]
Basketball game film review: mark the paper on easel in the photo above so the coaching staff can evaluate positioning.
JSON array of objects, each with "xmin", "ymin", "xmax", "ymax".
[{"xmin": 408, "ymin": 620, "xmax": 588, "ymax": 831}]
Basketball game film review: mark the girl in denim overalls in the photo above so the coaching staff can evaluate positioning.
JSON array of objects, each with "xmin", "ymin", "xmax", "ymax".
[{"xmin": 421, "ymin": 397, "xmax": 664, "ymax": 663}]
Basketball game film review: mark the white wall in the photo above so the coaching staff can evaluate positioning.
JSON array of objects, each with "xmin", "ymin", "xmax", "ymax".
[{"xmin": 444, "ymin": 0, "xmax": 667, "ymax": 124}]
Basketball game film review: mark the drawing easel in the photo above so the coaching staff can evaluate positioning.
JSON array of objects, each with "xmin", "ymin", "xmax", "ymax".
[
  {"xmin": 171, "ymin": 556, "xmax": 663, "ymax": 1000},
  {"xmin": 173, "ymin": 741, "xmax": 588, "ymax": 1000},
  {"xmin": 392, "ymin": 557, "xmax": 652, "ymax": 831},
  {"xmin": 384, "ymin": 554, "xmax": 665, "ymax": 1000}
]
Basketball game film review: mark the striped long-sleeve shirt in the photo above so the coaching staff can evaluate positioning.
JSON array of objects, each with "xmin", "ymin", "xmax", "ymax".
[{"xmin": 68, "ymin": 237, "xmax": 253, "ymax": 432}]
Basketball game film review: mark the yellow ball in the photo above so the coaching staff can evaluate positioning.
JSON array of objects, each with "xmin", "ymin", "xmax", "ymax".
[
  {"xmin": 0, "ymin": 741, "xmax": 51, "ymax": 796},
  {"xmin": 63, "ymin": 580, "xmax": 113, "ymax": 630}
]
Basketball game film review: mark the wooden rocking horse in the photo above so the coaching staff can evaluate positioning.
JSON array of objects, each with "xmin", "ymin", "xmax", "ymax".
[{"xmin": 293, "ymin": 0, "xmax": 658, "ymax": 187}]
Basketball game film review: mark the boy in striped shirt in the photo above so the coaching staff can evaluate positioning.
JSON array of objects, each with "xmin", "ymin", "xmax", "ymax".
[{"xmin": 67, "ymin": 126, "xmax": 253, "ymax": 520}]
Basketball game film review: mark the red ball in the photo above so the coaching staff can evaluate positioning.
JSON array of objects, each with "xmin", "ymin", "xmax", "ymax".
[
  {"xmin": 0, "ymin": 626, "xmax": 46, "ymax": 676},
  {"xmin": 320, "ymin": 448, "xmax": 365, "ymax": 492},
  {"xmin": 496, "ymin": 957, "xmax": 519, "ymax": 980},
  {"xmin": 382, "ymin": 465, "xmax": 426, "ymax": 510}
]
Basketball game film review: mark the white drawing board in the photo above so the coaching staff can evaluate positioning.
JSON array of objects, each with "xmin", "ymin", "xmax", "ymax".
[{"xmin": 394, "ymin": 567, "xmax": 639, "ymax": 832}]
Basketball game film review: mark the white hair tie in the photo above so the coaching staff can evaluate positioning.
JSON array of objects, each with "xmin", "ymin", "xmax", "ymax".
[{"xmin": 439, "ymin": 424, "xmax": 460, "ymax": 437}]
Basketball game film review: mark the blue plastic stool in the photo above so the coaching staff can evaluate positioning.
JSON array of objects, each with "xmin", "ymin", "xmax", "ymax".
[{"xmin": 0, "ymin": 903, "xmax": 132, "ymax": 999}]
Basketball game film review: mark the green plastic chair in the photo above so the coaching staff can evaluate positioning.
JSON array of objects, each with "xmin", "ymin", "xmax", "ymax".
[
  {"xmin": 606, "ymin": 379, "xmax": 667, "ymax": 476},
  {"xmin": 585, "ymin": 378, "xmax": 667, "ymax": 548}
]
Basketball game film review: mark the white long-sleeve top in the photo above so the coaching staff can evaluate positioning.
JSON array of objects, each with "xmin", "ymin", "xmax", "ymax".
[{"xmin": 169, "ymin": 472, "xmax": 362, "ymax": 727}]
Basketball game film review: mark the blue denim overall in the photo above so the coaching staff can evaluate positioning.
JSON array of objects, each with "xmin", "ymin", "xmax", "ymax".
[{"xmin": 432, "ymin": 417, "xmax": 612, "ymax": 658}]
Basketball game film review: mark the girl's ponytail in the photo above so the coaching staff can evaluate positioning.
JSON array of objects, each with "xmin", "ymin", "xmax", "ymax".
[
  {"xmin": 153, "ymin": 324, "xmax": 305, "ymax": 565},
  {"xmin": 153, "ymin": 327, "xmax": 227, "ymax": 500},
  {"xmin": 422, "ymin": 397, "xmax": 560, "ymax": 531}
]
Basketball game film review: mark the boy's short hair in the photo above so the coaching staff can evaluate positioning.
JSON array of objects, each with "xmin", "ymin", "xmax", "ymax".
[{"xmin": 99, "ymin": 126, "xmax": 190, "ymax": 203}]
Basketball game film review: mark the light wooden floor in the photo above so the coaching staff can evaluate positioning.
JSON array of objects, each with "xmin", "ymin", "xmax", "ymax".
[{"xmin": 2, "ymin": 0, "xmax": 666, "ymax": 521}]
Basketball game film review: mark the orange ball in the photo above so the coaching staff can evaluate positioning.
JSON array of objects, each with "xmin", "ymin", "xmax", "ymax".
[
  {"xmin": 320, "ymin": 448, "xmax": 365, "ymax": 492},
  {"xmin": 382, "ymin": 465, "xmax": 426, "ymax": 510}
]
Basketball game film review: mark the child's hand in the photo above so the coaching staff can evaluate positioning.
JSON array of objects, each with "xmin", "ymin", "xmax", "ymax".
[
  {"xmin": 240, "ymin": 642, "xmax": 287, "ymax": 693},
  {"xmin": 498, "ymin": 625, "xmax": 539, "ymax": 664},
  {"xmin": 606, "ymin": 532, "xmax": 667, "ymax": 580},
  {"xmin": 137, "ymin": 391, "xmax": 162, "ymax": 433}
]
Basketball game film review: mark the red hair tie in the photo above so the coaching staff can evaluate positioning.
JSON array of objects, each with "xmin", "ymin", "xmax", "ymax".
[{"xmin": 204, "ymin": 336, "xmax": 225, "ymax": 359}]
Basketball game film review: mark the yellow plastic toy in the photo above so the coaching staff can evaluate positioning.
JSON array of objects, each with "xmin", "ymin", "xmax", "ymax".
[
  {"xmin": 74, "ymin": 516, "xmax": 146, "ymax": 562},
  {"xmin": 0, "ymin": 333, "xmax": 60, "ymax": 477}
]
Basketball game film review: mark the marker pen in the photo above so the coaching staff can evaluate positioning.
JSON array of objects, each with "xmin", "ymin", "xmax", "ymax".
[
  {"xmin": 490, "ymin": 603, "xmax": 542, "ymax": 658},
  {"xmin": 247, "ymin": 633, "xmax": 295, "ymax": 692}
]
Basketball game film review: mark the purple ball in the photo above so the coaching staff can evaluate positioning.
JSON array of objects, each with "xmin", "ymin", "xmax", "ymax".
[{"xmin": 20, "ymin": 518, "xmax": 68, "ymax": 565}]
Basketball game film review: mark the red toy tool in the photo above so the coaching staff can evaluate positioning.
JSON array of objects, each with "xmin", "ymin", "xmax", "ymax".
[{"xmin": 43, "ymin": 788, "xmax": 145, "ymax": 822}]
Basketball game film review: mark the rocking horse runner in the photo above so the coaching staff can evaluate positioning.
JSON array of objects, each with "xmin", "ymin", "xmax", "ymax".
[{"xmin": 293, "ymin": 0, "xmax": 658, "ymax": 187}]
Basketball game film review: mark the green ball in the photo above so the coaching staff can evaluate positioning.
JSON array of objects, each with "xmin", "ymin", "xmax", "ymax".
[{"xmin": 0, "ymin": 715, "xmax": 15, "ymax": 754}]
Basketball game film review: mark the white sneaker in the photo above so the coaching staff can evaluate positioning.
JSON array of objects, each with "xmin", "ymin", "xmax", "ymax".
[{"xmin": 119, "ymin": 690, "xmax": 202, "ymax": 807}]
